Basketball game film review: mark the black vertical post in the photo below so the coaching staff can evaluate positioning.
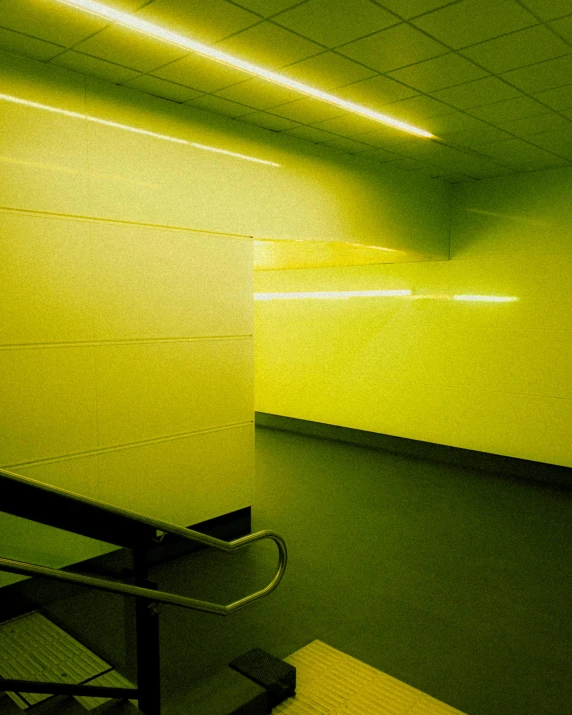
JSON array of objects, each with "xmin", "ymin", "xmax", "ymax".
[{"xmin": 133, "ymin": 545, "xmax": 161, "ymax": 715}]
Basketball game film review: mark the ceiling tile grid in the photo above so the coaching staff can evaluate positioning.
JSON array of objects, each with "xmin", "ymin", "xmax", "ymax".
[{"xmin": 0, "ymin": 0, "xmax": 571, "ymax": 182}]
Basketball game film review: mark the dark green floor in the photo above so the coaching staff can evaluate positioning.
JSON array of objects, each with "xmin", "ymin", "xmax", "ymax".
[{"xmin": 43, "ymin": 427, "xmax": 572, "ymax": 714}]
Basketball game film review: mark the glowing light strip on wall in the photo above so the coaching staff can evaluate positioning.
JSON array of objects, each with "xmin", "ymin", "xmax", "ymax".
[
  {"xmin": 190, "ymin": 143, "xmax": 279, "ymax": 165},
  {"xmin": 0, "ymin": 93, "xmax": 279, "ymax": 166},
  {"xmin": 51, "ymin": 0, "xmax": 434, "ymax": 139},
  {"xmin": 453, "ymin": 295, "xmax": 518, "ymax": 302},
  {"xmin": 255, "ymin": 290, "xmax": 412, "ymax": 300},
  {"xmin": 255, "ymin": 291, "xmax": 519, "ymax": 301}
]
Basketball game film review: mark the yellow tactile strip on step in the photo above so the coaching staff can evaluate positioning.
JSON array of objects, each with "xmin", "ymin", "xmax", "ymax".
[
  {"xmin": 273, "ymin": 641, "xmax": 466, "ymax": 715},
  {"xmin": 0, "ymin": 612, "xmax": 110, "ymax": 709}
]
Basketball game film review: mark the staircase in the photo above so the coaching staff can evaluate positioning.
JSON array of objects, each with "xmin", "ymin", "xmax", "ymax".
[{"xmin": 0, "ymin": 611, "xmax": 296, "ymax": 715}]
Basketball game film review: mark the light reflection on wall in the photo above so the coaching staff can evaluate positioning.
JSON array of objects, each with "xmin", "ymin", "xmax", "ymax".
[
  {"xmin": 255, "ymin": 291, "xmax": 518, "ymax": 302},
  {"xmin": 0, "ymin": 93, "xmax": 280, "ymax": 166}
]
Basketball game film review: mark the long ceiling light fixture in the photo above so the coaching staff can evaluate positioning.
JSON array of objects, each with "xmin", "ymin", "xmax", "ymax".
[
  {"xmin": 0, "ymin": 93, "xmax": 280, "ymax": 165},
  {"xmin": 52, "ymin": 0, "xmax": 434, "ymax": 139}
]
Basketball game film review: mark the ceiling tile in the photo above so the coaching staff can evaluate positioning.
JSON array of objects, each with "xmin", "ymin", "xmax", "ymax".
[
  {"xmin": 282, "ymin": 124, "xmax": 338, "ymax": 142},
  {"xmin": 495, "ymin": 111, "xmax": 571, "ymax": 138},
  {"xmin": 269, "ymin": 97, "xmax": 345, "ymax": 122},
  {"xmin": 549, "ymin": 15, "xmax": 572, "ymax": 43},
  {"xmin": 384, "ymin": 157, "xmax": 436, "ymax": 172},
  {"xmin": 214, "ymin": 20, "xmax": 322, "ymax": 68},
  {"xmin": 467, "ymin": 95, "xmax": 548, "ymax": 123},
  {"xmin": 422, "ymin": 111, "xmax": 498, "ymax": 135},
  {"xmin": 333, "ymin": 74, "xmax": 418, "ymax": 105},
  {"xmin": 432, "ymin": 76, "xmax": 521, "ymax": 109},
  {"xmin": 280, "ymin": 52, "xmax": 377, "ymax": 90},
  {"xmin": 311, "ymin": 112, "xmax": 396, "ymax": 136},
  {"xmin": 50, "ymin": 50, "xmax": 140, "ymax": 84},
  {"xmin": 480, "ymin": 137, "xmax": 562, "ymax": 164},
  {"xmin": 185, "ymin": 94, "xmax": 255, "ymax": 117},
  {"xmin": 320, "ymin": 136, "xmax": 372, "ymax": 153},
  {"xmin": 231, "ymin": 0, "xmax": 304, "ymax": 17},
  {"xmin": 357, "ymin": 146, "xmax": 402, "ymax": 162},
  {"xmin": 351, "ymin": 127, "xmax": 416, "ymax": 149},
  {"xmin": 73, "ymin": 25, "xmax": 189, "ymax": 73},
  {"xmin": 518, "ymin": 0, "xmax": 572, "ymax": 21},
  {"xmin": 0, "ymin": 26, "xmax": 63, "ymax": 62},
  {"xmin": 412, "ymin": 0, "xmax": 538, "ymax": 49},
  {"xmin": 214, "ymin": 77, "xmax": 303, "ymax": 109},
  {"xmin": 135, "ymin": 0, "xmax": 260, "ymax": 45},
  {"xmin": 273, "ymin": 0, "xmax": 398, "ymax": 48},
  {"xmin": 338, "ymin": 23, "xmax": 448, "ymax": 73},
  {"xmin": 384, "ymin": 94, "xmax": 456, "ymax": 123},
  {"xmin": 122, "ymin": 75, "xmax": 204, "ymax": 102},
  {"xmin": 442, "ymin": 124, "xmax": 514, "ymax": 149},
  {"xmin": 152, "ymin": 53, "xmax": 251, "ymax": 92},
  {"xmin": 529, "ymin": 128, "xmax": 572, "ymax": 159},
  {"xmin": 375, "ymin": 0, "xmax": 460, "ymax": 20},
  {"xmin": 533, "ymin": 84, "xmax": 572, "ymax": 111},
  {"xmin": 460, "ymin": 25, "xmax": 571, "ymax": 74},
  {"xmin": 0, "ymin": 0, "xmax": 108, "ymax": 47},
  {"xmin": 239, "ymin": 110, "xmax": 300, "ymax": 130},
  {"xmin": 500, "ymin": 54, "xmax": 572, "ymax": 93},
  {"xmin": 387, "ymin": 52, "xmax": 487, "ymax": 93}
]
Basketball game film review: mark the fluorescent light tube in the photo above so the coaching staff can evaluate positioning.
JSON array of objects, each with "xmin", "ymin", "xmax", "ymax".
[{"xmin": 51, "ymin": 0, "xmax": 434, "ymax": 139}]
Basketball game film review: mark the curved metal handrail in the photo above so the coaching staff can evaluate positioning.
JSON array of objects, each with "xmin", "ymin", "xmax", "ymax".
[{"xmin": 0, "ymin": 467, "xmax": 287, "ymax": 616}]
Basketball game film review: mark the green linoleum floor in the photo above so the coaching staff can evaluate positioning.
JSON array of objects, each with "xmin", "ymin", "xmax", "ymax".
[{"xmin": 42, "ymin": 427, "xmax": 572, "ymax": 715}]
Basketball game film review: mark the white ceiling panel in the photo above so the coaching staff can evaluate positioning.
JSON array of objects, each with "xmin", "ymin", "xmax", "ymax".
[
  {"xmin": 519, "ymin": 0, "xmax": 572, "ymax": 21},
  {"xmin": 50, "ymin": 49, "xmax": 140, "ymax": 84},
  {"xmin": 500, "ymin": 54, "xmax": 572, "ymax": 93},
  {"xmin": 338, "ymin": 23, "xmax": 448, "ymax": 73},
  {"xmin": 386, "ymin": 52, "xmax": 488, "ymax": 93},
  {"xmin": 213, "ymin": 21, "xmax": 322, "ymax": 68},
  {"xmin": 280, "ymin": 52, "xmax": 377, "ymax": 90},
  {"xmin": 134, "ymin": 0, "xmax": 261, "ymax": 45},
  {"xmin": 460, "ymin": 25, "xmax": 572, "ymax": 74},
  {"xmin": 272, "ymin": 0, "xmax": 399, "ymax": 48},
  {"xmin": 332, "ymin": 73, "xmax": 419, "ymax": 106},
  {"xmin": 152, "ymin": 53, "xmax": 252, "ymax": 92},
  {"xmin": 72, "ymin": 24, "xmax": 189, "ymax": 73},
  {"xmin": 231, "ymin": 0, "xmax": 305, "ymax": 17},
  {"xmin": 0, "ymin": 26, "xmax": 63, "ymax": 61},
  {"xmin": 0, "ymin": 0, "xmax": 106, "ymax": 48},
  {"xmin": 411, "ymin": 0, "xmax": 539, "ymax": 49}
]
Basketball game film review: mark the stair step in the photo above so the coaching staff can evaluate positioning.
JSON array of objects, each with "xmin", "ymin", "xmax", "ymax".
[
  {"xmin": 0, "ymin": 612, "xmax": 135, "ymax": 711},
  {"xmin": 163, "ymin": 666, "xmax": 267, "ymax": 715},
  {"xmin": 229, "ymin": 649, "xmax": 296, "ymax": 711}
]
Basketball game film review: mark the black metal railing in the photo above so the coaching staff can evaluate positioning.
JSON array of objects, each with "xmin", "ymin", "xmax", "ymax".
[{"xmin": 0, "ymin": 467, "xmax": 288, "ymax": 714}]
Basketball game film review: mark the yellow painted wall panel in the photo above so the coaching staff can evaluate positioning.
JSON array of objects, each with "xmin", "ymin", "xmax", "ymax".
[
  {"xmin": 89, "ymin": 223, "xmax": 253, "ymax": 340},
  {"xmin": 0, "ymin": 347, "xmax": 98, "ymax": 466},
  {"xmin": 95, "ymin": 340, "xmax": 253, "ymax": 449},
  {"xmin": 255, "ymin": 167, "xmax": 572, "ymax": 467},
  {"xmin": 0, "ymin": 50, "xmax": 89, "ymax": 215},
  {"xmin": 97, "ymin": 425, "xmax": 254, "ymax": 526},
  {"xmin": 0, "ymin": 211, "xmax": 95, "ymax": 345}
]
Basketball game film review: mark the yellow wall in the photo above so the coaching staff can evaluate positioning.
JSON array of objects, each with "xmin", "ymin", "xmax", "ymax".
[
  {"xmin": 0, "ymin": 51, "xmax": 254, "ymax": 586},
  {"xmin": 255, "ymin": 166, "xmax": 572, "ymax": 468},
  {"xmin": 0, "ymin": 44, "xmax": 449, "ymax": 587}
]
